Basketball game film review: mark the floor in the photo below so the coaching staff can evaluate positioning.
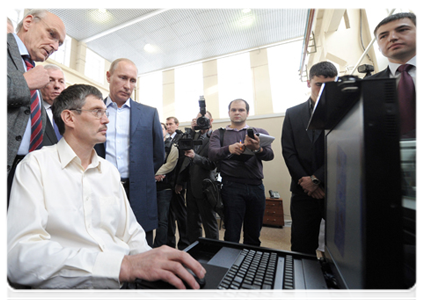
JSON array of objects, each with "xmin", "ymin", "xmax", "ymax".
[
  {"xmin": 217, "ymin": 221, "xmax": 292, "ymax": 251},
  {"xmin": 170, "ymin": 219, "xmax": 293, "ymax": 252}
]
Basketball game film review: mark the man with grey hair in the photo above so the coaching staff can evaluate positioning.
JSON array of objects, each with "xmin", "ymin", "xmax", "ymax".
[
  {"xmin": 41, "ymin": 64, "xmax": 67, "ymax": 142},
  {"xmin": 7, "ymin": 9, "xmax": 66, "ymax": 204},
  {"xmin": 7, "ymin": 84, "xmax": 205, "ymax": 289}
]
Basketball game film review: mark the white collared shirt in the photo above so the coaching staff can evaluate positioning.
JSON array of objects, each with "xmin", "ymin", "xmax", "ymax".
[
  {"xmin": 104, "ymin": 96, "xmax": 131, "ymax": 178},
  {"xmin": 7, "ymin": 138, "xmax": 151, "ymax": 288},
  {"xmin": 43, "ymin": 100, "xmax": 54, "ymax": 124},
  {"xmin": 387, "ymin": 56, "xmax": 416, "ymax": 84}
]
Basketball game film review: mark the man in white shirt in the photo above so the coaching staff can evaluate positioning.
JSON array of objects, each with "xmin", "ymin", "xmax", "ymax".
[
  {"xmin": 40, "ymin": 63, "xmax": 66, "ymax": 142},
  {"xmin": 370, "ymin": 12, "xmax": 416, "ymax": 138},
  {"xmin": 7, "ymin": 84, "xmax": 205, "ymax": 289}
]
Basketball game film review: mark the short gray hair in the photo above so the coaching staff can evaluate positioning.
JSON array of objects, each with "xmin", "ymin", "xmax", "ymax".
[
  {"xmin": 44, "ymin": 64, "xmax": 66, "ymax": 81},
  {"xmin": 16, "ymin": 9, "xmax": 48, "ymax": 33}
]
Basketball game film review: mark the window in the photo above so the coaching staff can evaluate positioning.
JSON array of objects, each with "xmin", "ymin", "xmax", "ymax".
[
  {"xmin": 217, "ymin": 53, "xmax": 254, "ymax": 117},
  {"xmin": 174, "ymin": 63, "xmax": 204, "ymax": 122},
  {"xmin": 138, "ymin": 71, "xmax": 163, "ymax": 119},
  {"xmin": 49, "ymin": 35, "xmax": 72, "ymax": 67},
  {"xmin": 84, "ymin": 48, "xmax": 105, "ymax": 84},
  {"xmin": 267, "ymin": 40, "xmax": 309, "ymax": 112}
]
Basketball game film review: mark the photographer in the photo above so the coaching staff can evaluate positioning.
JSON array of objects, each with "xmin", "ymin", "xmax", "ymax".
[{"xmin": 175, "ymin": 109, "xmax": 219, "ymax": 243}]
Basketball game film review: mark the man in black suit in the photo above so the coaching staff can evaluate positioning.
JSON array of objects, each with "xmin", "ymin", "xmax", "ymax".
[
  {"xmin": 369, "ymin": 12, "xmax": 416, "ymax": 138},
  {"xmin": 175, "ymin": 111, "xmax": 219, "ymax": 244},
  {"xmin": 281, "ymin": 61, "xmax": 337, "ymax": 255}
]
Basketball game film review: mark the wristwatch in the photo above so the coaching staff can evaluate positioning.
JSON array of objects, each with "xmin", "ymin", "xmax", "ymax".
[
  {"xmin": 311, "ymin": 175, "xmax": 320, "ymax": 185},
  {"xmin": 253, "ymin": 147, "xmax": 262, "ymax": 153}
]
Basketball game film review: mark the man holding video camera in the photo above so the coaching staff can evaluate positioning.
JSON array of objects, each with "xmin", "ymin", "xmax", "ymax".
[{"xmin": 175, "ymin": 106, "xmax": 219, "ymax": 243}]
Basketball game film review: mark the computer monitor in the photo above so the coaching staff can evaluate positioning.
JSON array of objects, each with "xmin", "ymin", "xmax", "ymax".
[{"xmin": 309, "ymin": 77, "xmax": 407, "ymax": 289}]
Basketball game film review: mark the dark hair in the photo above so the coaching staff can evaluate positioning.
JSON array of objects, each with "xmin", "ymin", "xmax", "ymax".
[
  {"xmin": 228, "ymin": 99, "xmax": 250, "ymax": 114},
  {"xmin": 309, "ymin": 61, "xmax": 338, "ymax": 80},
  {"xmin": 374, "ymin": 12, "xmax": 416, "ymax": 36},
  {"xmin": 166, "ymin": 116, "xmax": 179, "ymax": 125},
  {"xmin": 52, "ymin": 84, "xmax": 103, "ymax": 135}
]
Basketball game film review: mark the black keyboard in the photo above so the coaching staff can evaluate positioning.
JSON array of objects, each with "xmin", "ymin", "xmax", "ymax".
[{"xmin": 217, "ymin": 249, "xmax": 279, "ymax": 289}]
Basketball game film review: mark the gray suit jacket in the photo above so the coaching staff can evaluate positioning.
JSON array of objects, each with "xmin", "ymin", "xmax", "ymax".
[{"xmin": 7, "ymin": 33, "xmax": 50, "ymax": 174}]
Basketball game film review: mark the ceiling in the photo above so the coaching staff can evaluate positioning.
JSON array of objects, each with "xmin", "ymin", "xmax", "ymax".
[{"xmin": 49, "ymin": 8, "xmax": 309, "ymax": 75}]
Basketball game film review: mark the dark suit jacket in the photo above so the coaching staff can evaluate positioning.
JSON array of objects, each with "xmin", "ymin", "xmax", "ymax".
[
  {"xmin": 176, "ymin": 130, "xmax": 216, "ymax": 199},
  {"xmin": 282, "ymin": 99, "xmax": 325, "ymax": 195},
  {"xmin": 42, "ymin": 117, "xmax": 59, "ymax": 146},
  {"xmin": 95, "ymin": 99, "xmax": 165, "ymax": 232},
  {"xmin": 365, "ymin": 67, "xmax": 420, "ymax": 118},
  {"xmin": 7, "ymin": 33, "xmax": 50, "ymax": 174}
]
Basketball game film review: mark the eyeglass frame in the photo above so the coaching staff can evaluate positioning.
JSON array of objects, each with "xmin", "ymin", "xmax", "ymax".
[{"xmin": 69, "ymin": 108, "xmax": 109, "ymax": 119}]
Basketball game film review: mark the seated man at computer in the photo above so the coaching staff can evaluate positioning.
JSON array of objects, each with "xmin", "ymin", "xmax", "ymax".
[{"xmin": 7, "ymin": 84, "xmax": 205, "ymax": 289}]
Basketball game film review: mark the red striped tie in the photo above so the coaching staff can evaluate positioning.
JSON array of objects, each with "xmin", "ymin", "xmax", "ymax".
[{"xmin": 23, "ymin": 56, "xmax": 43, "ymax": 152}]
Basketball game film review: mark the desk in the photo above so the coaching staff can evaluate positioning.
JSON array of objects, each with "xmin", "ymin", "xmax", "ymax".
[{"xmin": 263, "ymin": 198, "xmax": 284, "ymax": 227}]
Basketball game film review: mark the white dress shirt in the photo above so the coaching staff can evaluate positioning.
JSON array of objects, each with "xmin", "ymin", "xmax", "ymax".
[
  {"xmin": 104, "ymin": 96, "xmax": 131, "ymax": 179},
  {"xmin": 7, "ymin": 138, "xmax": 151, "ymax": 288}
]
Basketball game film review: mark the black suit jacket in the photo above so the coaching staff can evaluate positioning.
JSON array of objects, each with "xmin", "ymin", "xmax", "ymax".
[
  {"xmin": 176, "ymin": 130, "xmax": 216, "ymax": 198},
  {"xmin": 365, "ymin": 67, "xmax": 420, "ymax": 118},
  {"xmin": 282, "ymin": 99, "xmax": 325, "ymax": 195},
  {"xmin": 42, "ymin": 117, "xmax": 58, "ymax": 146}
]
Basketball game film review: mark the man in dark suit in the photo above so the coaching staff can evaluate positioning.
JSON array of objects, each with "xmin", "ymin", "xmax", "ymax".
[
  {"xmin": 94, "ymin": 58, "xmax": 165, "ymax": 247},
  {"xmin": 176, "ymin": 111, "xmax": 219, "ymax": 244},
  {"xmin": 369, "ymin": 12, "xmax": 416, "ymax": 138},
  {"xmin": 281, "ymin": 61, "xmax": 337, "ymax": 255},
  {"xmin": 7, "ymin": 9, "xmax": 66, "ymax": 203}
]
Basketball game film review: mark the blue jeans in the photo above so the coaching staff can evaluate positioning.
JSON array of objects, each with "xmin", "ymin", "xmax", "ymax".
[
  {"xmin": 153, "ymin": 189, "xmax": 172, "ymax": 248},
  {"xmin": 221, "ymin": 180, "xmax": 266, "ymax": 246}
]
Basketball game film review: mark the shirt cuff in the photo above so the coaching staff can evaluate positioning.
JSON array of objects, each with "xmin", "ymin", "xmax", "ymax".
[{"xmin": 92, "ymin": 252, "xmax": 125, "ymax": 288}]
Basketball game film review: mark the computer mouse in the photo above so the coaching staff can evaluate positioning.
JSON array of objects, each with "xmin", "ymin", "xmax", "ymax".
[{"xmin": 184, "ymin": 267, "xmax": 206, "ymax": 289}]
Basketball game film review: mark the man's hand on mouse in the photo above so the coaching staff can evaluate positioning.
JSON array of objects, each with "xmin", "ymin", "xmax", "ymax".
[{"xmin": 119, "ymin": 245, "xmax": 206, "ymax": 289}]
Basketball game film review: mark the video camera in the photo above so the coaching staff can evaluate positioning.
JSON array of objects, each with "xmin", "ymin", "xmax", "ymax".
[
  {"xmin": 176, "ymin": 128, "xmax": 203, "ymax": 151},
  {"xmin": 194, "ymin": 96, "xmax": 211, "ymax": 130},
  {"xmin": 175, "ymin": 96, "xmax": 211, "ymax": 151}
]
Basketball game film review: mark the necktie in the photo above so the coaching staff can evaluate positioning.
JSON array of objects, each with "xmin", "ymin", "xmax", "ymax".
[
  {"xmin": 397, "ymin": 64, "xmax": 416, "ymax": 136},
  {"xmin": 53, "ymin": 118, "xmax": 62, "ymax": 140},
  {"xmin": 23, "ymin": 56, "xmax": 43, "ymax": 151}
]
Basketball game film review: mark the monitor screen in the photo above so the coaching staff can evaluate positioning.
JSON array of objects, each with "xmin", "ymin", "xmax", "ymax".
[{"xmin": 315, "ymin": 77, "xmax": 406, "ymax": 289}]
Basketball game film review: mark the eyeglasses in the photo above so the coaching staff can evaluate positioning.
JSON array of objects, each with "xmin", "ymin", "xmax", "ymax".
[{"xmin": 70, "ymin": 109, "xmax": 109, "ymax": 119}]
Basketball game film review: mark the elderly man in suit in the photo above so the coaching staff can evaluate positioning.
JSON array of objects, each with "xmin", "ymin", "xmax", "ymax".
[
  {"xmin": 41, "ymin": 64, "xmax": 67, "ymax": 143},
  {"xmin": 175, "ymin": 111, "xmax": 219, "ymax": 244},
  {"xmin": 369, "ymin": 12, "xmax": 416, "ymax": 138},
  {"xmin": 7, "ymin": 9, "xmax": 66, "ymax": 203},
  {"xmin": 94, "ymin": 58, "xmax": 165, "ymax": 247},
  {"xmin": 281, "ymin": 61, "xmax": 337, "ymax": 256}
]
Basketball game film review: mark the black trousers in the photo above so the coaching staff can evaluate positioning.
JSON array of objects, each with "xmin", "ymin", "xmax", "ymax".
[
  {"xmin": 290, "ymin": 193, "xmax": 324, "ymax": 255},
  {"xmin": 167, "ymin": 190, "xmax": 189, "ymax": 250}
]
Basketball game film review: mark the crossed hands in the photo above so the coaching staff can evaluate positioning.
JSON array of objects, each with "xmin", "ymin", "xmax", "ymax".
[
  {"xmin": 119, "ymin": 245, "xmax": 206, "ymax": 289},
  {"xmin": 298, "ymin": 176, "xmax": 325, "ymax": 199}
]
